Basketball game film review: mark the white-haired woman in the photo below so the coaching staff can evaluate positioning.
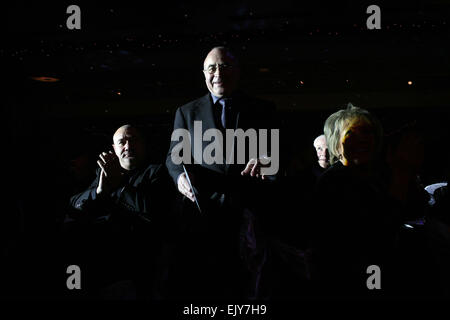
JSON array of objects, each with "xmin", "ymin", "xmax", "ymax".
[{"xmin": 308, "ymin": 104, "xmax": 406, "ymax": 297}]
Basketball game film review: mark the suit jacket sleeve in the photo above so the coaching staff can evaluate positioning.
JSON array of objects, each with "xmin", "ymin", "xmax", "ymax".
[
  {"xmin": 166, "ymin": 107, "xmax": 187, "ymax": 185},
  {"xmin": 70, "ymin": 168, "xmax": 100, "ymax": 210},
  {"xmin": 69, "ymin": 168, "xmax": 114, "ymax": 217}
]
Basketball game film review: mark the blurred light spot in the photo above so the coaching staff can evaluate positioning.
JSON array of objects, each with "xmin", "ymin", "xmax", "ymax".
[{"xmin": 30, "ymin": 76, "xmax": 60, "ymax": 82}]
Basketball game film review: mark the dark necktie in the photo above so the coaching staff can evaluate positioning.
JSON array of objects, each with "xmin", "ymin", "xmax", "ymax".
[{"xmin": 219, "ymin": 98, "xmax": 230, "ymax": 129}]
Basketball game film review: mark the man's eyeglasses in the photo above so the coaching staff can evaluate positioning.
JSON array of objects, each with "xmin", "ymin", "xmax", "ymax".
[{"xmin": 204, "ymin": 64, "xmax": 234, "ymax": 74}]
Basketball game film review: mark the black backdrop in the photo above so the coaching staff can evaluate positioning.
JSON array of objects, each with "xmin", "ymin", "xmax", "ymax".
[{"xmin": 3, "ymin": 0, "xmax": 450, "ymax": 301}]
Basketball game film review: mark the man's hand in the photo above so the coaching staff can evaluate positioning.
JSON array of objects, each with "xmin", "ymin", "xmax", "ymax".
[
  {"xmin": 241, "ymin": 157, "xmax": 271, "ymax": 180},
  {"xmin": 177, "ymin": 172, "xmax": 195, "ymax": 202},
  {"xmin": 96, "ymin": 151, "xmax": 122, "ymax": 195}
]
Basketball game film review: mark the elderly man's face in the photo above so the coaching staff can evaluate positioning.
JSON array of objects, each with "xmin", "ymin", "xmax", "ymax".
[
  {"xmin": 112, "ymin": 126, "xmax": 146, "ymax": 170},
  {"xmin": 314, "ymin": 135, "xmax": 329, "ymax": 169},
  {"xmin": 339, "ymin": 117, "xmax": 375, "ymax": 167},
  {"xmin": 203, "ymin": 48, "xmax": 240, "ymax": 98}
]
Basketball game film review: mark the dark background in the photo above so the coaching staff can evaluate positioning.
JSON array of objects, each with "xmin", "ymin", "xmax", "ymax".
[{"xmin": 3, "ymin": 0, "xmax": 450, "ymax": 299}]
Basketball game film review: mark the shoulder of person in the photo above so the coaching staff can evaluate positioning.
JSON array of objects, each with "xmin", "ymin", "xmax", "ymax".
[
  {"xmin": 235, "ymin": 91, "xmax": 276, "ymax": 110},
  {"xmin": 316, "ymin": 162, "xmax": 346, "ymax": 185},
  {"xmin": 178, "ymin": 94, "xmax": 211, "ymax": 113}
]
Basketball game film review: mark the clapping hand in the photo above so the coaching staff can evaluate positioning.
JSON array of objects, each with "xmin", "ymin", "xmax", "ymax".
[{"xmin": 96, "ymin": 151, "xmax": 123, "ymax": 195}]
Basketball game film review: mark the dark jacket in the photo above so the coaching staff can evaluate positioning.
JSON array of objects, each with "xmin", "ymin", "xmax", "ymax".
[
  {"xmin": 309, "ymin": 162, "xmax": 403, "ymax": 296},
  {"xmin": 165, "ymin": 92, "xmax": 277, "ymax": 208},
  {"xmin": 69, "ymin": 163, "xmax": 172, "ymax": 229}
]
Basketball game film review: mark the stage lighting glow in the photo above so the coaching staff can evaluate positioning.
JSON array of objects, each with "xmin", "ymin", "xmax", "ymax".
[{"xmin": 30, "ymin": 76, "xmax": 60, "ymax": 82}]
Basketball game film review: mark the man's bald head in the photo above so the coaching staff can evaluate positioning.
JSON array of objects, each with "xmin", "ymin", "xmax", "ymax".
[
  {"xmin": 203, "ymin": 47, "xmax": 239, "ymax": 67},
  {"xmin": 112, "ymin": 125, "xmax": 146, "ymax": 170},
  {"xmin": 203, "ymin": 47, "xmax": 240, "ymax": 98}
]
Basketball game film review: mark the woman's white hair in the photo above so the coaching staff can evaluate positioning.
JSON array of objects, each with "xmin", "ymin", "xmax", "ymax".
[{"xmin": 323, "ymin": 103, "xmax": 383, "ymax": 165}]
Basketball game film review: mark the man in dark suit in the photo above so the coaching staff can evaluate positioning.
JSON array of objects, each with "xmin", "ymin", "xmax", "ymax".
[
  {"xmin": 67, "ymin": 124, "xmax": 174, "ymax": 299},
  {"xmin": 165, "ymin": 47, "xmax": 278, "ymax": 299}
]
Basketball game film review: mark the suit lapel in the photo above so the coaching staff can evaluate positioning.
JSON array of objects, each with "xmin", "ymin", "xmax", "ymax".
[{"xmin": 194, "ymin": 94, "xmax": 216, "ymax": 130}]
